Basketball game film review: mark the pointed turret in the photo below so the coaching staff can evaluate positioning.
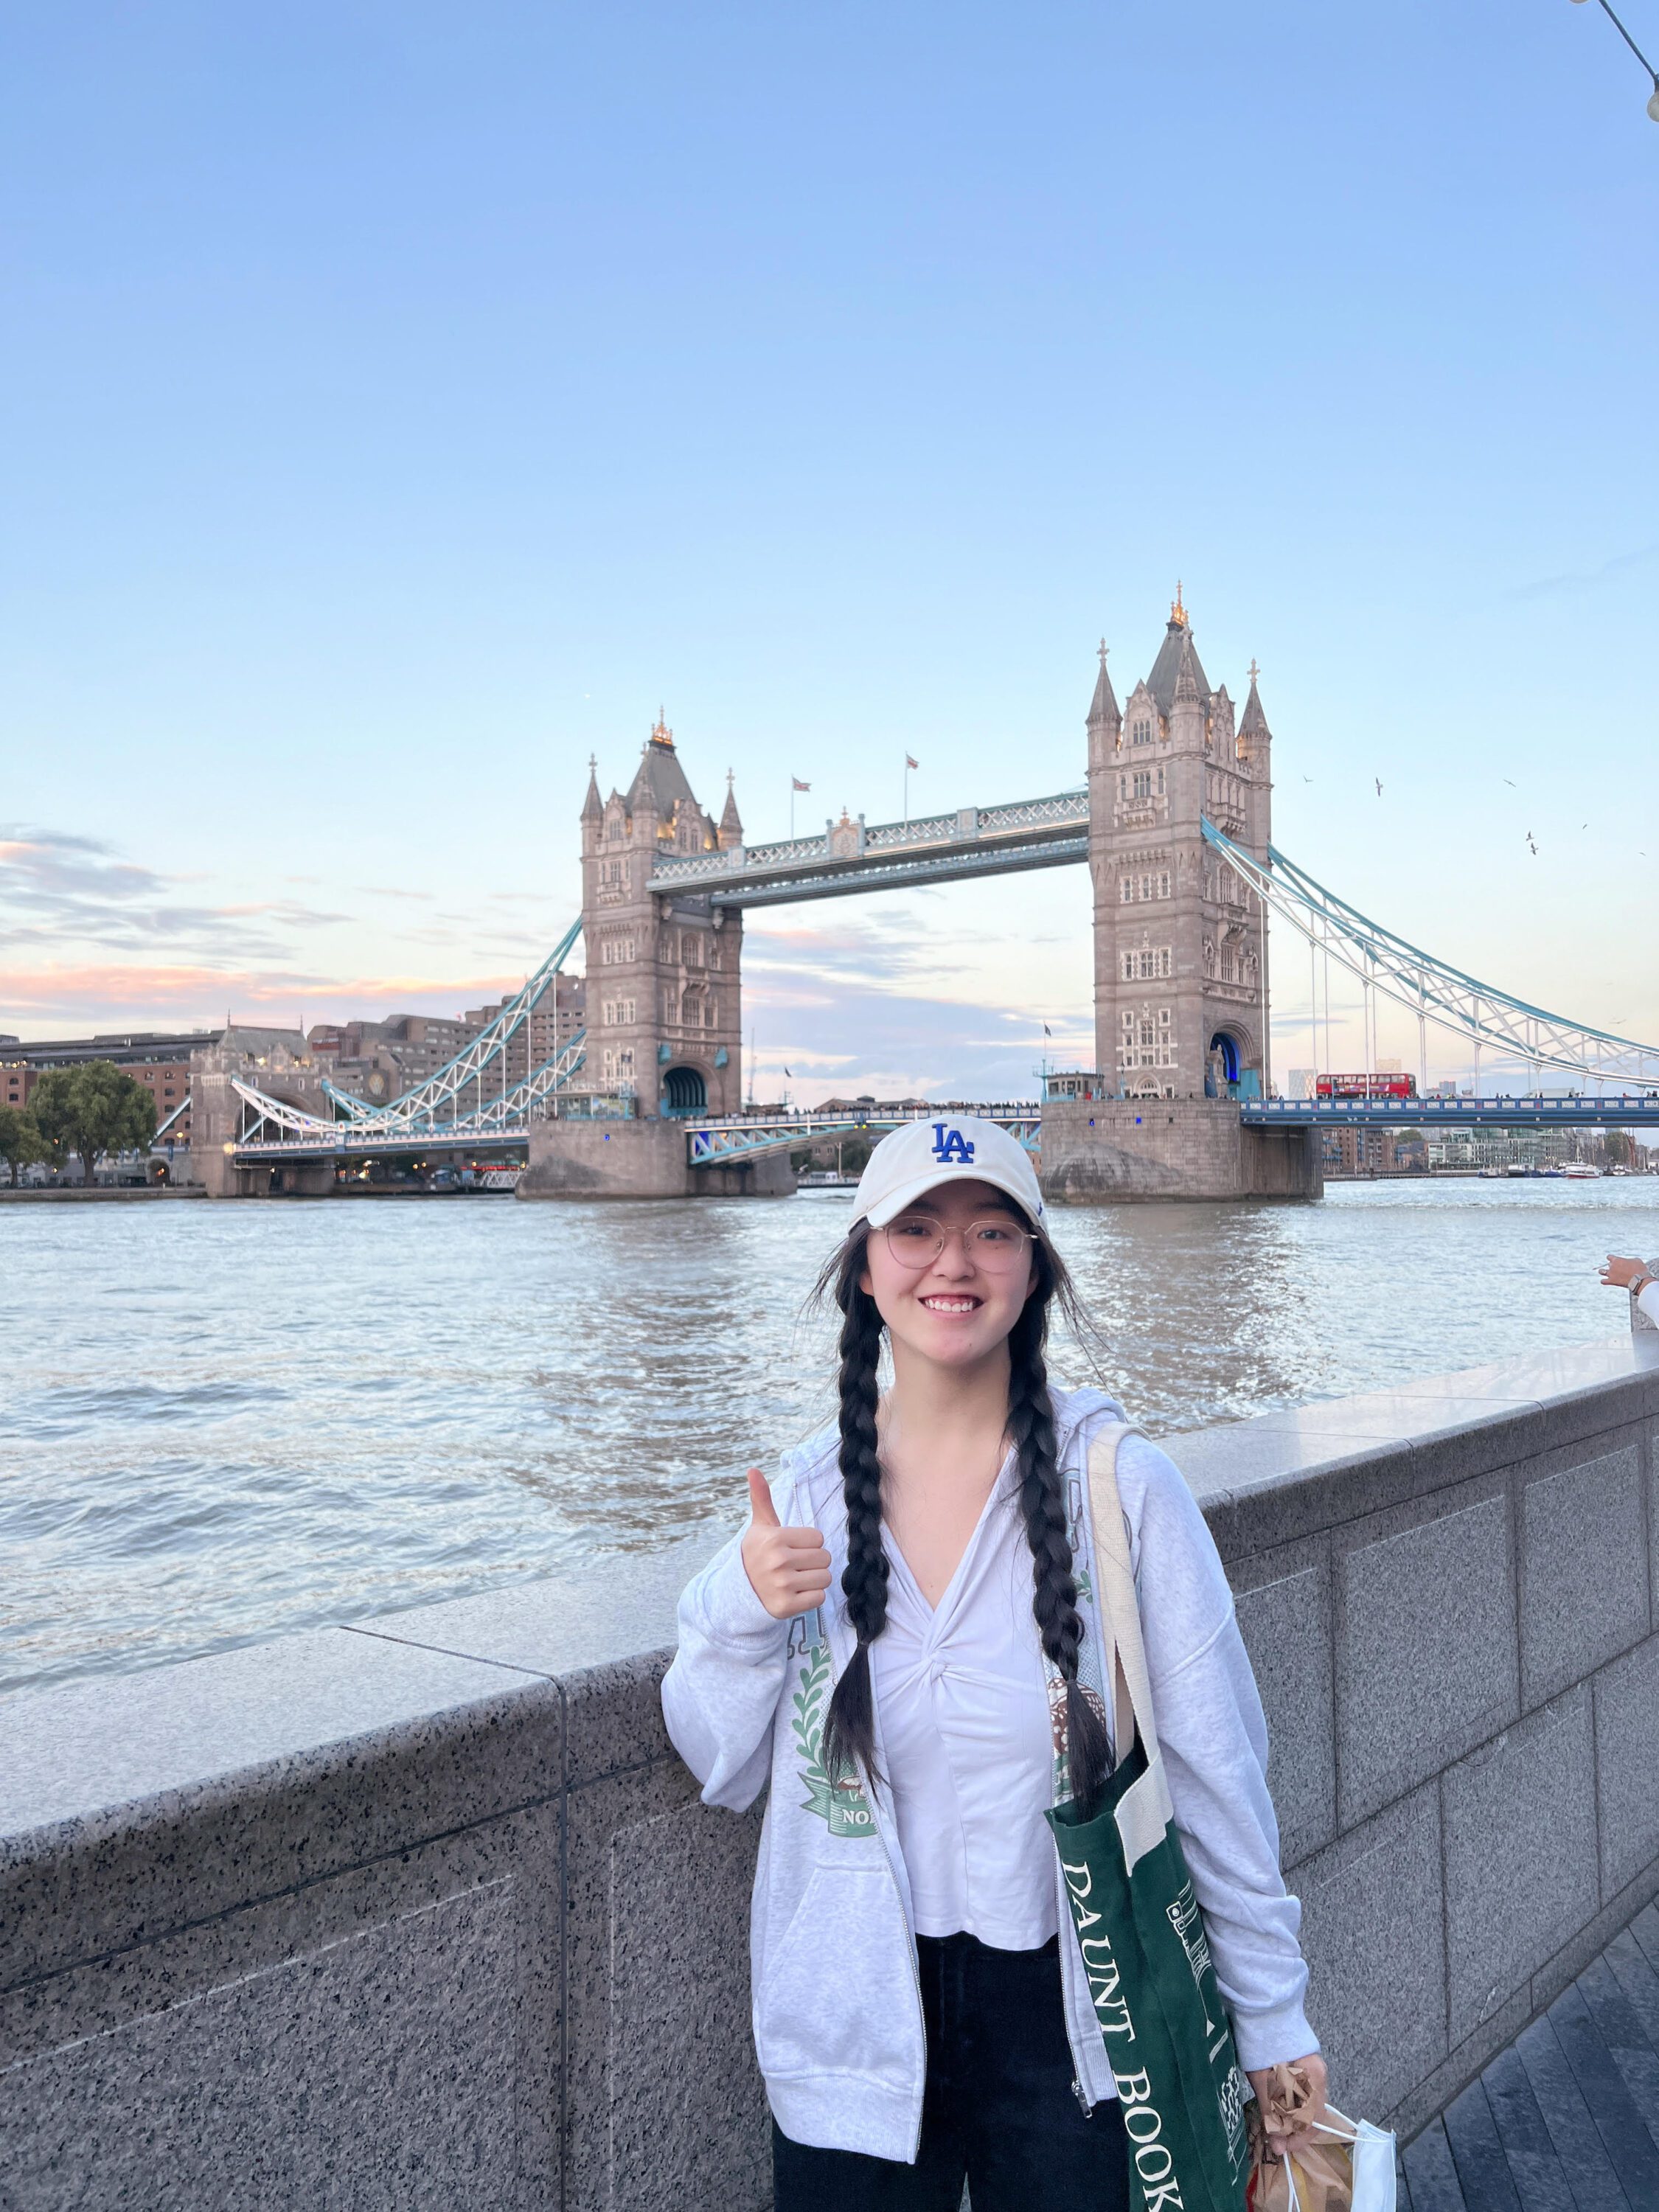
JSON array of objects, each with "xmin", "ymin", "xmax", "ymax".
[
  {"xmin": 1088, "ymin": 639, "xmax": 1121, "ymax": 731},
  {"xmin": 581, "ymin": 755, "xmax": 603, "ymax": 821},
  {"xmin": 1145, "ymin": 586, "xmax": 1211, "ymax": 720},
  {"xmin": 1239, "ymin": 661, "xmax": 1272, "ymax": 745},
  {"xmin": 718, "ymin": 768, "xmax": 743, "ymax": 851},
  {"xmin": 1086, "ymin": 638, "xmax": 1121, "ymax": 772}
]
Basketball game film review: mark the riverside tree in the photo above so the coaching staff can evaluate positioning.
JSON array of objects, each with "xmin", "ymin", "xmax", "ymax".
[
  {"xmin": 0, "ymin": 1105, "xmax": 49, "ymax": 1187},
  {"xmin": 29, "ymin": 1062, "xmax": 157, "ymax": 1186}
]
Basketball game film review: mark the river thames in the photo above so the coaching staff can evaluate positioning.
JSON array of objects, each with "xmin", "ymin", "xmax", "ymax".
[{"xmin": 4, "ymin": 1176, "xmax": 1656, "ymax": 1700}]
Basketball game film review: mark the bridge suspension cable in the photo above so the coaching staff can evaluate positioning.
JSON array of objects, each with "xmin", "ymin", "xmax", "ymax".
[{"xmin": 1201, "ymin": 819, "xmax": 1659, "ymax": 1093}]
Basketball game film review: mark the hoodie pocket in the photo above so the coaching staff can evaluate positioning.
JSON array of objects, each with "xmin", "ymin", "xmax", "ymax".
[{"xmin": 754, "ymin": 1865, "xmax": 921, "ymax": 2081}]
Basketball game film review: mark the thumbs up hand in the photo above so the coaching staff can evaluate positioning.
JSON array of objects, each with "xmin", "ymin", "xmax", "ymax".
[{"xmin": 740, "ymin": 1468, "xmax": 833, "ymax": 1621}]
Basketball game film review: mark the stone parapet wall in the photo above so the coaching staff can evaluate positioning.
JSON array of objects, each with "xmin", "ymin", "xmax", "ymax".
[
  {"xmin": 3, "ymin": 1338, "xmax": 1657, "ymax": 2205},
  {"xmin": 1165, "ymin": 1336, "xmax": 1659, "ymax": 2139}
]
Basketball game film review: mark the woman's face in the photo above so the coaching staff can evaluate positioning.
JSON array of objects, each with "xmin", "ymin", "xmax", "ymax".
[{"xmin": 859, "ymin": 1177, "xmax": 1040, "ymax": 1374}]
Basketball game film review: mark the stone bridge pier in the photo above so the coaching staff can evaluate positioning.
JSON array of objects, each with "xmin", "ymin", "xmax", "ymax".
[{"xmin": 188, "ymin": 1037, "xmax": 335, "ymax": 1199}]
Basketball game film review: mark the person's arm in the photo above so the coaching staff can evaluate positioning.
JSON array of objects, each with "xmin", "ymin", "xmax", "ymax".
[
  {"xmin": 1599, "ymin": 1253, "xmax": 1659, "ymax": 1330},
  {"xmin": 660, "ymin": 1465, "xmax": 830, "ymax": 1812},
  {"xmin": 1118, "ymin": 1435, "xmax": 1325, "ymax": 2149}
]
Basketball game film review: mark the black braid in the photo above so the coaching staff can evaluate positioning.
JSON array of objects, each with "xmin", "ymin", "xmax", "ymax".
[
  {"xmin": 809, "ymin": 1211, "xmax": 1110, "ymax": 1812},
  {"xmin": 1009, "ymin": 1256, "xmax": 1113, "ymax": 1819},
  {"xmin": 818, "ymin": 1227, "xmax": 888, "ymax": 1788}
]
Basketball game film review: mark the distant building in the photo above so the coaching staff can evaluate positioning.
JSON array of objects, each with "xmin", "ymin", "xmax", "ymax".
[
  {"xmin": 309, "ymin": 1013, "xmax": 476, "ymax": 1105},
  {"xmin": 0, "ymin": 1030, "xmax": 222, "ymax": 1145},
  {"xmin": 1323, "ymin": 1126, "xmax": 1402, "ymax": 1176},
  {"xmin": 1424, "ymin": 1125, "xmax": 1588, "ymax": 1172}
]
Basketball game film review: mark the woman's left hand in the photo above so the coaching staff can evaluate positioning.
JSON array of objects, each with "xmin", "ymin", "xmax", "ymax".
[{"xmin": 1246, "ymin": 2054, "xmax": 1328, "ymax": 2159}]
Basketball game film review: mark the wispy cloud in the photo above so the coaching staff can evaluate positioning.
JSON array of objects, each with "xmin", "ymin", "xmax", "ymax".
[
  {"xmin": 0, "ymin": 830, "xmax": 350, "ymax": 960},
  {"xmin": 0, "ymin": 962, "xmax": 541, "ymax": 1028},
  {"xmin": 1506, "ymin": 542, "xmax": 1659, "ymax": 604}
]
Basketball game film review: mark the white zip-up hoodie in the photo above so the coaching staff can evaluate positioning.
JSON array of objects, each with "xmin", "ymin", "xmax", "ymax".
[{"xmin": 661, "ymin": 1385, "xmax": 1317, "ymax": 2163}]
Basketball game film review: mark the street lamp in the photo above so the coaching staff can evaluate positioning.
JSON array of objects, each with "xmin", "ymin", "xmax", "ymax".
[{"xmin": 1571, "ymin": 0, "xmax": 1659, "ymax": 118}]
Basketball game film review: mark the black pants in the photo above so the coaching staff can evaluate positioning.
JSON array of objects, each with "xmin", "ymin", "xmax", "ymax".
[{"xmin": 771, "ymin": 1931, "xmax": 1130, "ymax": 2211}]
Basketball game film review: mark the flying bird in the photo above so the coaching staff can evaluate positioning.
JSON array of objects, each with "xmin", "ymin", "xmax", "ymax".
[
  {"xmin": 1374, "ymin": 779, "xmax": 1384, "ymax": 797},
  {"xmin": 1526, "ymin": 835, "xmax": 1538, "ymax": 857},
  {"xmin": 1503, "ymin": 779, "xmax": 1517, "ymax": 787},
  {"xmin": 1302, "ymin": 775, "xmax": 1315, "ymax": 784}
]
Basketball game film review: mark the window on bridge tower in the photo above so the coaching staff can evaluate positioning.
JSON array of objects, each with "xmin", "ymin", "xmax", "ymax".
[
  {"xmin": 1132, "ymin": 771, "xmax": 1153, "ymax": 801},
  {"xmin": 1132, "ymin": 717, "xmax": 1152, "ymax": 745}
]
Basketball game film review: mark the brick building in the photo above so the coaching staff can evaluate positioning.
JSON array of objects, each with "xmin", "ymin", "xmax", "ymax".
[{"xmin": 1, "ymin": 1031, "xmax": 218, "ymax": 1144}]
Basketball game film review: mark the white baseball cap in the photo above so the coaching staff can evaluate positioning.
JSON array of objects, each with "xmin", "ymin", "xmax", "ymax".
[{"xmin": 850, "ymin": 1115, "xmax": 1045, "ymax": 1230}]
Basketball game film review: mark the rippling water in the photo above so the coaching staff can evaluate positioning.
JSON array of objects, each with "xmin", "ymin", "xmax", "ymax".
[{"xmin": 4, "ymin": 1178, "xmax": 1656, "ymax": 1699}]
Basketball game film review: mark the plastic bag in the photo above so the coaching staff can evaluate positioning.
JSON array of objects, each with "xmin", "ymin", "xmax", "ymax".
[{"xmin": 1245, "ymin": 2064, "xmax": 1395, "ymax": 2212}]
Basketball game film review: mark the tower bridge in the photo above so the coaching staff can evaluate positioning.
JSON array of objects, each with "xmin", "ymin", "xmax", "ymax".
[{"xmin": 202, "ymin": 593, "xmax": 1659, "ymax": 1201}]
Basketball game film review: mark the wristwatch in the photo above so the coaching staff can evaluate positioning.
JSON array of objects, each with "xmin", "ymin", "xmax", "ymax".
[{"xmin": 1632, "ymin": 1273, "xmax": 1655, "ymax": 1298}]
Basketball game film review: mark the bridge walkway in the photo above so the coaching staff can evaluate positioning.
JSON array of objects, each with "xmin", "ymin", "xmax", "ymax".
[{"xmin": 1399, "ymin": 1900, "xmax": 1659, "ymax": 2209}]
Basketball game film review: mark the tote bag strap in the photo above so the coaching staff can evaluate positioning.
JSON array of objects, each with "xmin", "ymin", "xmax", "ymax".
[{"xmin": 1086, "ymin": 1420, "xmax": 1175, "ymax": 1871}]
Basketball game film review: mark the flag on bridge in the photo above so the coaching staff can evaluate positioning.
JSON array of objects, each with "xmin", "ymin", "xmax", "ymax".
[
  {"xmin": 1043, "ymin": 1024, "xmax": 1052, "ymax": 1037},
  {"xmin": 906, "ymin": 754, "xmax": 919, "ymax": 770},
  {"xmin": 792, "ymin": 777, "xmax": 811, "ymax": 792}
]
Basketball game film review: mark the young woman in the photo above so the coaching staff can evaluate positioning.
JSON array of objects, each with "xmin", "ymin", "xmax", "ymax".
[{"xmin": 662, "ymin": 1116, "xmax": 1324, "ymax": 2211}]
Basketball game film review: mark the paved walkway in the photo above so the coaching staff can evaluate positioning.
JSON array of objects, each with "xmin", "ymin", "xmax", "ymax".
[{"xmin": 1399, "ymin": 1901, "xmax": 1659, "ymax": 2211}]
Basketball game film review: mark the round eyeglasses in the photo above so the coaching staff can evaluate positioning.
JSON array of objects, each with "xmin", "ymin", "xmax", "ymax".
[{"xmin": 880, "ymin": 1215, "xmax": 1034, "ymax": 1273}]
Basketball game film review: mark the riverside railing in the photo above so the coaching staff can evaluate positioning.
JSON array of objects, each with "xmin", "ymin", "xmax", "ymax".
[{"xmin": 4, "ymin": 1335, "xmax": 1658, "ymax": 2209}]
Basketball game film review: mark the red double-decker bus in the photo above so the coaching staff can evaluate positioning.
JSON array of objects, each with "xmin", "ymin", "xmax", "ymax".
[{"xmin": 1316, "ymin": 1072, "xmax": 1419, "ymax": 1102}]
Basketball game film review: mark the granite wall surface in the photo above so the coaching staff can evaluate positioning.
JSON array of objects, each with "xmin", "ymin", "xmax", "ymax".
[{"xmin": 3, "ymin": 1335, "xmax": 1657, "ymax": 2208}]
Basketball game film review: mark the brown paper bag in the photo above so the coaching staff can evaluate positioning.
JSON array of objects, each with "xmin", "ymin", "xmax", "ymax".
[{"xmin": 1245, "ymin": 2064, "xmax": 1353, "ymax": 2212}]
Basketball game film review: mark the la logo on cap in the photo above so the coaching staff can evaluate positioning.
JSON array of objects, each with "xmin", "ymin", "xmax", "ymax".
[{"xmin": 930, "ymin": 1124, "xmax": 975, "ymax": 1164}]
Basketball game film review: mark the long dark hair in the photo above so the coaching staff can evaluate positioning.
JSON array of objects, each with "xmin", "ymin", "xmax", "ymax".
[{"xmin": 809, "ymin": 1211, "xmax": 1113, "ymax": 1817}]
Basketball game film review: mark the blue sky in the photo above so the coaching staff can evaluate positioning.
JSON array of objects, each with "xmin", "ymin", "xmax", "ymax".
[{"xmin": 3, "ymin": 1, "xmax": 1655, "ymax": 1098}]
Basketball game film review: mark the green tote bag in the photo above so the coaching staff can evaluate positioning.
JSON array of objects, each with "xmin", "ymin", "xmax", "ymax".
[{"xmin": 1045, "ymin": 1425, "xmax": 1251, "ymax": 2212}]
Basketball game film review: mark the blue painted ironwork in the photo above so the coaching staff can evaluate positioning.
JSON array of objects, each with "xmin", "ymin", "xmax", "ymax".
[
  {"xmin": 231, "ymin": 1027, "xmax": 588, "ymax": 1155},
  {"xmin": 684, "ymin": 1104, "xmax": 1043, "ymax": 1168},
  {"xmin": 151, "ymin": 1096, "xmax": 191, "ymax": 1143},
  {"xmin": 320, "ymin": 916, "xmax": 585, "ymax": 1130},
  {"xmin": 232, "ymin": 919, "xmax": 585, "ymax": 1150},
  {"xmin": 1244, "ymin": 1095, "xmax": 1659, "ymax": 1128},
  {"xmin": 1200, "ymin": 818, "xmax": 1659, "ymax": 1090}
]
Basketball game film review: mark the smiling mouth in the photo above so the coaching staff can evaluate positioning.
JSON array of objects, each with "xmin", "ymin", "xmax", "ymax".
[{"xmin": 919, "ymin": 1295, "xmax": 983, "ymax": 1313}]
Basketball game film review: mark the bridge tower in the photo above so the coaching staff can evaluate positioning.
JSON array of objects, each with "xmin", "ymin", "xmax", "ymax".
[
  {"xmin": 1087, "ymin": 590, "xmax": 1273, "ymax": 1102},
  {"xmin": 577, "ymin": 715, "xmax": 745, "ymax": 1119}
]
